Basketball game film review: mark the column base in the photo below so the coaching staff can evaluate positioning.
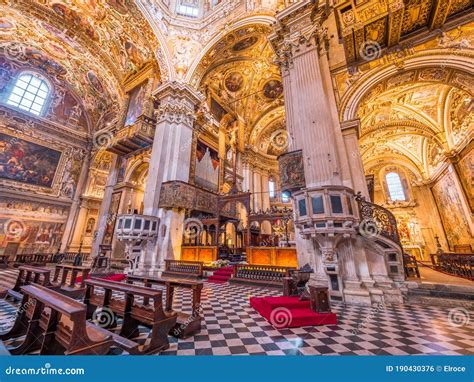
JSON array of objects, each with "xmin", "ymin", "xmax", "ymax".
[
  {"xmin": 343, "ymin": 288, "xmax": 372, "ymax": 305},
  {"xmin": 135, "ymin": 261, "xmax": 161, "ymax": 277}
]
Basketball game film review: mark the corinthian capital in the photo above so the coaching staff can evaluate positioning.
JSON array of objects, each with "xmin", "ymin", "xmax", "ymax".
[
  {"xmin": 269, "ymin": 0, "xmax": 331, "ymax": 69},
  {"xmin": 153, "ymin": 81, "xmax": 204, "ymax": 127}
]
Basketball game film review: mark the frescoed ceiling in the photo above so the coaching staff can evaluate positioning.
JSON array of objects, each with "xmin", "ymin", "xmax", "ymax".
[
  {"xmin": 0, "ymin": 0, "xmax": 162, "ymax": 130},
  {"xmin": 335, "ymin": 0, "xmax": 474, "ymax": 64},
  {"xmin": 359, "ymin": 68, "xmax": 473, "ymax": 180},
  {"xmin": 194, "ymin": 24, "xmax": 286, "ymax": 159}
]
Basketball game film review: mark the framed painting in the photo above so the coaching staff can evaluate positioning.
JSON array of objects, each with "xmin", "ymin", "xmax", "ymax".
[{"xmin": 0, "ymin": 132, "xmax": 61, "ymax": 188}]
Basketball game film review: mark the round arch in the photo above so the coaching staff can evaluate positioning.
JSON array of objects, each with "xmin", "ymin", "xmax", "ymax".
[
  {"xmin": 340, "ymin": 51, "xmax": 474, "ymax": 122},
  {"xmin": 185, "ymin": 16, "xmax": 277, "ymax": 86}
]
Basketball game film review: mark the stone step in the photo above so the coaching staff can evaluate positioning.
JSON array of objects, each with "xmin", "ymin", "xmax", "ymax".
[{"xmin": 406, "ymin": 282, "xmax": 474, "ymax": 307}]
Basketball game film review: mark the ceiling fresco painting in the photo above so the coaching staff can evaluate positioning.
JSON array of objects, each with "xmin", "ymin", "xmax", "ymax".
[
  {"xmin": 195, "ymin": 24, "xmax": 285, "ymax": 162},
  {"xmin": 1, "ymin": 0, "xmax": 163, "ymax": 131}
]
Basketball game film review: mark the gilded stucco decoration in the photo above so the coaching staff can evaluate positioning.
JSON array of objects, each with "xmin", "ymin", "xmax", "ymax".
[
  {"xmin": 1, "ymin": 0, "xmax": 164, "ymax": 130},
  {"xmin": 358, "ymin": 76, "xmax": 473, "ymax": 182},
  {"xmin": 194, "ymin": 24, "xmax": 285, "ymax": 164}
]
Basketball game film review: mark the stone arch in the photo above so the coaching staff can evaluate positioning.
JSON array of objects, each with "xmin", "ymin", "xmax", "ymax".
[
  {"xmin": 340, "ymin": 51, "xmax": 474, "ymax": 122},
  {"xmin": 185, "ymin": 15, "xmax": 277, "ymax": 86}
]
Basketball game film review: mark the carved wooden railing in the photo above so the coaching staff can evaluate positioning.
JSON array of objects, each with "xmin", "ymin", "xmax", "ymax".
[
  {"xmin": 52, "ymin": 252, "xmax": 89, "ymax": 266},
  {"xmin": 430, "ymin": 252, "xmax": 474, "ymax": 281},
  {"xmin": 355, "ymin": 193, "xmax": 401, "ymax": 247},
  {"xmin": 402, "ymin": 254, "xmax": 420, "ymax": 278},
  {"xmin": 12, "ymin": 253, "xmax": 53, "ymax": 267},
  {"xmin": 162, "ymin": 260, "xmax": 204, "ymax": 279},
  {"xmin": 231, "ymin": 264, "xmax": 295, "ymax": 287}
]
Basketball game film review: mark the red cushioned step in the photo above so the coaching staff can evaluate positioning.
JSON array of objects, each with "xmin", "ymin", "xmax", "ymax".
[
  {"xmin": 261, "ymin": 296, "xmax": 310, "ymax": 310},
  {"xmin": 207, "ymin": 266, "xmax": 234, "ymax": 284},
  {"xmin": 250, "ymin": 296, "xmax": 337, "ymax": 328}
]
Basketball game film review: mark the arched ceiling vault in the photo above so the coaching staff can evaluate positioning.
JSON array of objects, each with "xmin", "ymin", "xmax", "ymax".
[
  {"xmin": 358, "ymin": 67, "xmax": 473, "ymax": 181},
  {"xmin": 1, "ymin": 0, "xmax": 163, "ymax": 132},
  {"xmin": 194, "ymin": 24, "xmax": 286, "ymax": 159}
]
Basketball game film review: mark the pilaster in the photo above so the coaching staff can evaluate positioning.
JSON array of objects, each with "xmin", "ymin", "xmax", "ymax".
[{"xmin": 140, "ymin": 81, "xmax": 203, "ymax": 272}]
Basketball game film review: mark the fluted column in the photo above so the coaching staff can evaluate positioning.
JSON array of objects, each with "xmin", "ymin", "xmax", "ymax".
[
  {"xmin": 261, "ymin": 172, "xmax": 270, "ymax": 211},
  {"xmin": 253, "ymin": 169, "xmax": 262, "ymax": 212},
  {"xmin": 341, "ymin": 119, "xmax": 369, "ymax": 198},
  {"xmin": 270, "ymin": 2, "xmax": 342, "ymax": 187},
  {"xmin": 91, "ymin": 154, "xmax": 119, "ymax": 256},
  {"xmin": 140, "ymin": 81, "xmax": 203, "ymax": 273},
  {"xmin": 67, "ymin": 202, "xmax": 89, "ymax": 250},
  {"xmin": 62, "ymin": 149, "xmax": 90, "ymax": 251}
]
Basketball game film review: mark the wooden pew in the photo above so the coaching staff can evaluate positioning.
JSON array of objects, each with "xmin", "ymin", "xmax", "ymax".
[
  {"xmin": 6, "ymin": 265, "xmax": 52, "ymax": 301},
  {"xmin": 51, "ymin": 264, "xmax": 90, "ymax": 298},
  {"xmin": 162, "ymin": 260, "xmax": 204, "ymax": 279},
  {"xmin": 84, "ymin": 278, "xmax": 177, "ymax": 354},
  {"xmin": 0, "ymin": 284, "xmax": 112, "ymax": 355},
  {"xmin": 126, "ymin": 275, "xmax": 203, "ymax": 338},
  {"xmin": 0, "ymin": 254, "xmax": 9, "ymax": 269}
]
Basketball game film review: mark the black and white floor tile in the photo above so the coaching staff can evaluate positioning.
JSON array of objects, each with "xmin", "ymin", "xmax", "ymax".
[{"xmin": 0, "ymin": 268, "xmax": 473, "ymax": 356}]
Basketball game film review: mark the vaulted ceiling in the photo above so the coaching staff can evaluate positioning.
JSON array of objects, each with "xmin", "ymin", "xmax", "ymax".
[
  {"xmin": 359, "ymin": 67, "xmax": 473, "ymax": 181},
  {"xmin": 0, "ymin": 0, "xmax": 162, "ymax": 131},
  {"xmin": 195, "ymin": 24, "xmax": 286, "ymax": 158},
  {"xmin": 335, "ymin": 0, "xmax": 474, "ymax": 64}
]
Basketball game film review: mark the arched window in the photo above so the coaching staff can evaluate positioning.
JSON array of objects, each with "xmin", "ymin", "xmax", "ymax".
[
  {"xmin": 6, "ymin": 72, "xmax": 50, "ymax": 116},
  {"xmin": 386, "ymin": 172, "xmax": 406, "ymax": 201},
  {"xmin": 269, "ymin": 179, "xmax": 275, "ymax": 198}
]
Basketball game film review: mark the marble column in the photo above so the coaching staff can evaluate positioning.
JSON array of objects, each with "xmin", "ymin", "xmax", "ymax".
[
  {"xmin": 91, "ymin": 154, "xmax": 119, "ymax": 256},
  {"xmin": 253, "ymin": 169, "xmax": 262, "ymax": 212},
  {"xmin": 268, "ymin": 1, "xmax": 403, "ymax": 304},
  {"xmin": 140, "ymin": 81, "xmax": 203, "ymax": 273},
  {"xmin": 341, "ymin": 119, "xmax": 370, "ymax": 198},
  {"xmin": 261, "ymin": 172, "xmax": 270, "ymax": 212},
  {"xmin": 67, "ymin": 201, "xmax": 89, "ymax": 250},
  {"xmin": 270, "ymin": 3, "xmax": 342, "ymax": 188},
  {"xmin": 62, "ymin": 149, "xmax": 91, "ymax": 252}
]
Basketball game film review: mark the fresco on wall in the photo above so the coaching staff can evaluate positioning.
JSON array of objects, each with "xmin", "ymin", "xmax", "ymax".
[
  {"xmin": 431, "ymin": 170, "xmax": 472, "ymax": 249},
  {"xmin": 195, "ymin": 140, "xmax": 219, "ymax": 192},
  {"xmin": 0, "ymin": 132, "xmax": 61, "ymax": 188},
  {"xmin": 457, "ymin": 147, "xmax": 474, "ymax": 212},
  {"xmin": 0, "ymin": 218, "xmax": 65, "ymax": 253},
  {"xmin": 125, "ymin": 81, "xmax": 147, "ymax": 126}
]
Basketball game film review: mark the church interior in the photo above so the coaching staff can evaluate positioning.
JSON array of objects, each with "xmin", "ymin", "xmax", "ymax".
[{"xmin": 0, "ymin": 0, "xmax": 472, "ymax": 356}]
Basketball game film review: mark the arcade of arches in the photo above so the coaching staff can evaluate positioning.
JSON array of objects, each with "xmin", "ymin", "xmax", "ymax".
[{"xmin": 0, "ymin": 0, "xmax": 473, "ymax": 308}]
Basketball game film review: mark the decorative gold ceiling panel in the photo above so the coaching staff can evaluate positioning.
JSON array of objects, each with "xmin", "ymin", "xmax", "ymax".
[
  {"xmin": 195, "ymin": 24, "xmax": 285, "ymax": 161},
  {"xmin": 335, "ymin": 0, "xmax": 473, "ymax": 64},
  {"xmin": 358, "ymin": 66, "xmax": 473, "ymax": 181}
]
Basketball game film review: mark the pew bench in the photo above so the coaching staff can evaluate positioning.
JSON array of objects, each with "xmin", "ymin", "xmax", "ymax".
[
  {"xmin": 162, "ymin": 260, "xmax": 204, "ymax": 279},
  {"xmin": 6, "ymin": 265, "xmax": 52, "ymax": 301},
  {"xmin": 0, "ymin": 284, "xmax": 112, "ymax": 355},
  {"xmin": 84, "ymin": 278, "xmax": 177, "ymax": 354},
  {"xmin": 51, "ymin": 264, "xmax": 90, "ymax": 298},
  {"xmin": 126, "ymin": 275, "xmax": 203, "ymax": 338}
]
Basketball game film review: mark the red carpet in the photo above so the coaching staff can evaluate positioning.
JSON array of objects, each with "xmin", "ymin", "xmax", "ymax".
[
  {"xmin": 207, "ymin": 266, "xmax": 233, "ymax": 284},
  {"xmin": 76, "ymin": 274, "xmax": 126, "ymax": 283},
  {"xmin": 250, "ymin": 296, "xmax": 337, "ymax": 328}
]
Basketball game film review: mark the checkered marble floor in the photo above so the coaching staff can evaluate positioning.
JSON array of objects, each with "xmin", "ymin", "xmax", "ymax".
[{"xmin": 1, "ymin": 268, "xmax": 473, "ymax": 356}]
